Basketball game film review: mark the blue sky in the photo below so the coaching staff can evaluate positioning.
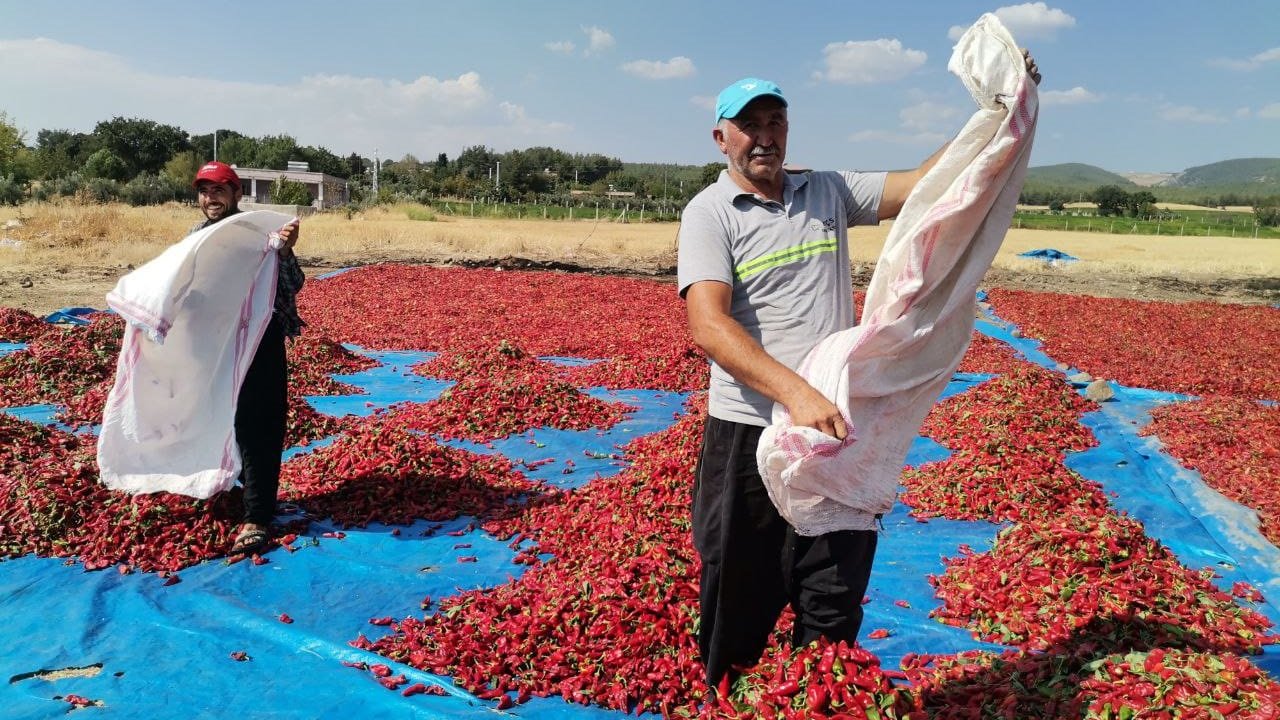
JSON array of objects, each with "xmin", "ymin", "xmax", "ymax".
[{"xmin": 1, "ymin": 1, "xmax": 1277, "ymax": 173}]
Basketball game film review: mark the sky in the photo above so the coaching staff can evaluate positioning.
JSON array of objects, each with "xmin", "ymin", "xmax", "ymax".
[{"xmin": 1, "ymin": 1, "xmax": 1277, "ymax": 174}]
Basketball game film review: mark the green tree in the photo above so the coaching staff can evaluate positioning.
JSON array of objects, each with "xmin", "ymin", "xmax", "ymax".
[
  {"xmin": 216, "ymin": 135, "xmax": 258, "ymax": 168},
  {"xmin": 346, "ymin": 152, "xmax": 367, "ymax": 179},
  {"xmin": 163, "ymin": 151, "xmax": 203, "ymax": 187},
  {"xmin": 1090, "ymin": 185, "xmax": 1129, "ymax": 217},
  {"xmin": 699, "ymin": 162, "xmax": 726, "ymax": 188},
  {"xmin": 0, "ymin": 111, "xmax": 27, "ymax": 177},
  {"xmin": 82, "ymin": 148, "xmax": 129, "ymax": 181},
  {"xmin": 1255, "ymin": 196, "xmax": 1280, "ymax": 227},
  {"xmin": 34, "ymin": 129, "xmax": 96, "ymax": 179},
  {"xmin": 574, "ymin": 153, "xmax": 623, "ymax": 184},
  {"xmin": 455, "ymin": 145, "xmax": 497, "ymax": 179},
  {"xmin": 190, "ymin": 129, "xmax": 247, "ymax": 163},
  {"xmin": 271, "ymin": 176, "xmax": 312, "ymax": 206},
  {"xmin": 296, "ymin": 144, "xmax": 348, "ymax": 177},
  {"xmin": 254, "ymin": 134, "xmax": 298, "ymax": 170},
  {"xmin": 93, "ymin": 117, "xmax": 190, "ymax": 177},
  {"xmin": 1126, "ymin": 190, "xmax": 1157, "ymax": 218}
]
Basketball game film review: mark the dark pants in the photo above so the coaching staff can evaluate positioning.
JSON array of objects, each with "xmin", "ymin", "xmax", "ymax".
[
  {"xmin": 692, "ymin": 415, "xmax": 878, "ymax": 688},
  {"xmin": 235, "ymin": 317, "xmax": 288, "ymax": 526}
]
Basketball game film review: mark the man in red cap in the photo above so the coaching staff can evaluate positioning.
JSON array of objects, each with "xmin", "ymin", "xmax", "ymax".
[{"xmin": 191, "ymin": 161, "xmax": 305, "ymax": 555}]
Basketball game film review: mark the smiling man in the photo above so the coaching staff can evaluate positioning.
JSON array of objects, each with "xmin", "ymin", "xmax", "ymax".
[
  {"xmin": 190, "ymin": 161, "xmax": 305, "ymax": 556},
  {"xmin": 678, "ymin": 59, "xmax": 1039, "ymax": 689}
]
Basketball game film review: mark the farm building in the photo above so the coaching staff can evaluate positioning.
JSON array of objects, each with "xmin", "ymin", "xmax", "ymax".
[{"xmin": 232, "ymin": 161, "xmax": 350, "ymax": 209}]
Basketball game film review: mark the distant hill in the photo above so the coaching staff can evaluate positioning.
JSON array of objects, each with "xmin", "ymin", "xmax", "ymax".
[
  {"xmin": 1022, "ymin": 159, "xmax": 1280, "ymax": 203},
  {"xmin": 1024, "ymin": 163, "xmax": 1136, "ymax": 189},
  {"xmin": 1117, "ymin": 171, "xmax": 1177, "ymax": 187},
  {"xmin": 1165, "ymin": 158, "xmax": 1280, "ymax": 189}
]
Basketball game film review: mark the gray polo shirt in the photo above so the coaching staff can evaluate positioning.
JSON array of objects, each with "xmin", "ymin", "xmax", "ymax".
[{"xmin": 678, "ymin": 169, "xmax": 886, "ymax": 426}]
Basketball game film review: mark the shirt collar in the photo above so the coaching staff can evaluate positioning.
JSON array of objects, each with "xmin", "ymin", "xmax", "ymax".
[{"xmin": 717, "ymin": 169, "xmax": 808, "ymax": 206}]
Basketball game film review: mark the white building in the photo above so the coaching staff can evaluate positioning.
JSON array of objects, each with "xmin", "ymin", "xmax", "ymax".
[{"xmin": 232, "ymin": 161, "xmax": 350, "ymax": 209}]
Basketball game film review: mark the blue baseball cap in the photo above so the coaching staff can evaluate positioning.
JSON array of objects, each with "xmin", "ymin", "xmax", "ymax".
[{"xmin": 715, "ymin": 77, "xmax": 787, "ymax": 122}]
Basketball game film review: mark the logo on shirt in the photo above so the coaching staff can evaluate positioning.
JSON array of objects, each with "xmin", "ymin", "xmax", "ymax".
[{"xmin": 807, "ymin": 217, "xmax": 838, "ymax": 233}]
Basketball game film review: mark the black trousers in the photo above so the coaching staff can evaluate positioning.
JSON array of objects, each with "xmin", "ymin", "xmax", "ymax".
[
  {"xmin": 692, "ymin": 415, "xmax": 878, "ymax": 688},
  {"xmin": 234, "ymin": 317, "xmax": 289, "ymax": 526}
]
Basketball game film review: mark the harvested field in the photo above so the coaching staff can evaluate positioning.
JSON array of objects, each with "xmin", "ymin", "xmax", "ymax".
[{"xmin": 1, "ymin": 202, "xmax": 1278, "ymax": 315}]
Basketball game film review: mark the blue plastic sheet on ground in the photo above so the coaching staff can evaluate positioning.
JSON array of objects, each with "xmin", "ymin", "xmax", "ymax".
[
  {"xmin": 1017, "ymin": 248, "xmax": 1078, "ymax": 262},
  {"xmin": 44, "ymin": 306, "xmax": 106, "ymax": 324},
  {"xmin": 314, "ymin": 267, "xmax": 358, "ymax": 280},
  {"xmin": 1, "ymin": 340, "xmax": 25, "ymax": 357},
  {"xmin": 975, "ymin": 303, "xmax": 1280, "ymax": 674},
  {"xmin": 0, "ymin": 354, "xmax": 1012, "ymax": 717},
  {"xmin": 5, "ymin": 300, "xmax": 1280, "ymax": 715}
]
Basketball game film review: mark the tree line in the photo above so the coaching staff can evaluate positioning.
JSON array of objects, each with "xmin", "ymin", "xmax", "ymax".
[
  {"xmin": 0, "ymin": 110, "xmax": 722, "ymax": 208},
  {"xmin": 1, "ymin": 109, "xmax": 1275, "ymax": 225}
]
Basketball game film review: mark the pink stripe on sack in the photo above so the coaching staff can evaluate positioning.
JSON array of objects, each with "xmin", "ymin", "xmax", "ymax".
[
  {"xmin": 106, "ymin": 291, "xmax": 172, "ymax": 339},
  {"xmin": 104, "ymin": 328, "xmax": 144, "ymax": 415}
]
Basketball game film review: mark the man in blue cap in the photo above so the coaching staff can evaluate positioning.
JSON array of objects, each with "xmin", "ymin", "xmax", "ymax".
[{"xmin": 678, "ymin": 56, "xmax": 1039, "ymax": 689}]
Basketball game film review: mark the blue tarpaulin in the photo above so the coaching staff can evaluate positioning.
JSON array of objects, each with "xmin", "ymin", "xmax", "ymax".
[
  {"xmin": 1017, "ymin": 248, "xmax": 1078, "ymax": 262},
  {"xmin": 2, "ymin": 298, "xmax": 1278, "ymax": 717},
  {"xmin": 43, "ymin": 306, "xmax": 107, "ymax": 324}
]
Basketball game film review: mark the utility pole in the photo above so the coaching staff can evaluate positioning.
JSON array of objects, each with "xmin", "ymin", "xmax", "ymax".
[
  {"xmin": 495, "ymin": 160, "xmax": 501, "ymax": 190},
  {"xmin": 373, "ymin": 147, "xmax": 379, "ymax": 193},
  {"xmin": 213, "ymin": 130, "xmax": 218, "ymax": 161}
]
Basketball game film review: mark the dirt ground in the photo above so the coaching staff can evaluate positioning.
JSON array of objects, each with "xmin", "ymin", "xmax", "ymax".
[{"xmin": 2, "ymin": 210, "xmax": 1277, "ymax": 315}]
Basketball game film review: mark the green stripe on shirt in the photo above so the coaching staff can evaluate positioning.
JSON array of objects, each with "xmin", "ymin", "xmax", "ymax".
[{"xmin": 734, "ymin": 237, "xmax": 839, "ymax": 280}]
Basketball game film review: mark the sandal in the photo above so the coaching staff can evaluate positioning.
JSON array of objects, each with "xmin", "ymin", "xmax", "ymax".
[{"xmin": 229, "ymin": 526, "xmax": 269, "ymax": 555}]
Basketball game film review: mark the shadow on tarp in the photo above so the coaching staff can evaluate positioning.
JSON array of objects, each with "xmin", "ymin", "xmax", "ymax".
[{"xmin": 975, "ymin": 300, "xmax": 1280, "ymax": 674}]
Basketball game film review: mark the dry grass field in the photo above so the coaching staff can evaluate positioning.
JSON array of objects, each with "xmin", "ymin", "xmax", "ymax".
[{"xmin": 2, "ymin": 201, "xmax": 1277, "ymax": 315}]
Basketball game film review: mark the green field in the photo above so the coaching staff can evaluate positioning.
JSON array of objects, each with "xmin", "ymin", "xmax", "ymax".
[{"xmin": 1012, "ymin": 209, "xmax": 1280, "ymax": 239}]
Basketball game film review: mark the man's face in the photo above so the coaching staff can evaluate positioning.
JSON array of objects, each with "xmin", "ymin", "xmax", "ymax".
[
  {"xmin": 197, "ymin": 181, "xmax": 242, "ymax": 221},
  {"xmin": 714, "ymin": 97, "xmax": 788, "ymax": 186}
]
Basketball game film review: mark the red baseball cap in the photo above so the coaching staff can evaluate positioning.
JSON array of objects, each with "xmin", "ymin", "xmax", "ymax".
[{"xmin": 192, "ymin": 161, "xmax": 241, "ymax": 189}]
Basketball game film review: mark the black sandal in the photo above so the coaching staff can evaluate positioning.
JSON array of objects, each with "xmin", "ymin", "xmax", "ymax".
[{"xmin": 229, "ymin": 527, "xmax": 269, "ymax": 555}]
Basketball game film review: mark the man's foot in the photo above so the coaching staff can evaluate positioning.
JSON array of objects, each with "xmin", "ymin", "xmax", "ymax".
[{"xmin": 229, "ymin": 524, "xmax": 269, "ymax": 555}]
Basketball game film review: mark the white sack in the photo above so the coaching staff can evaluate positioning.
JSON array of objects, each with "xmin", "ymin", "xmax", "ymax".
[
  {"xmin": 757, "ymin": 14, "xmax": 1038, "ymax": 535},
  {"xmin": 97, "ymin": 210, "xmax": 295, "ymax": 498}
]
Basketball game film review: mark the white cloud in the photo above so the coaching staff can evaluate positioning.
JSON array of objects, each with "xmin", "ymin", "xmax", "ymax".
[
  {"xmin": 848, "ymin": 129, "xmax": 948, "ymax": 146},
  {"xmin": 815, "ymin": 39, "xmax": 927, "ymax": 85},
  {"xmin": 1039, "ymin": 86, "xmax": 1101, "ymax": 105},
  {"xmin": 1209, "ymin": 47, "xmax": 1280, "ymax": 71},
  {"xmin": 1258, "ymin": 103, "xmax": 1280, "ymax": 120},
  {"xmin": 0, "ymin": 37, "xmax": 569, "ymax": 157},
  {"xmin": 581, "ymin": 25, "xmax": 615, "ymax": 56},
  {"xmin": 690, "ymin": 95, "xmax": 716, "ymax": 111},
  {"xmin": 621, "ymin": 56, "xmax": 695, "ymax": 80},
  {"xmin": 1157, "ymin": 103, "xmax": 1228, "ymax": 124},
  {"xmin": 899, "ymin": 101, "xmax": 961, "ymax": 132},
  {"xmin": 949, "ymin": 2, "xmax": 1076, "ymax": 40},
  {"xmin": 1236, "ymin": 107, "xmax": 1252, "ymax": 119},
  {"xmin": 545, "ymin": 40, "xmax": 575, "ymax": 55}
]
